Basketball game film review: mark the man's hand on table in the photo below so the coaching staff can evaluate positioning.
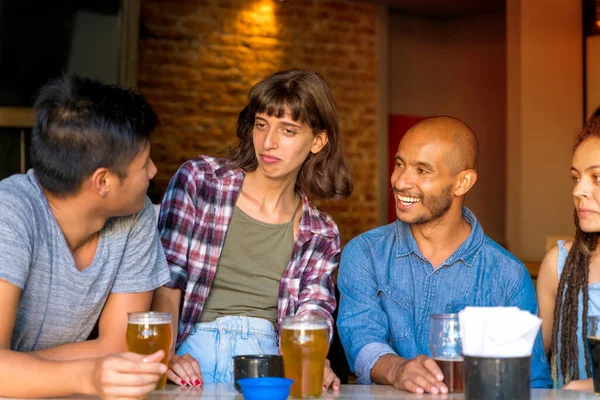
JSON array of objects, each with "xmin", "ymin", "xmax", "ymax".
[
  {"xmin": 88, "ymin": 350, "xmax": 167, "ymax": 399},
  {"xmin": 374, "ymin": 354, "xmax": 448, "ymax": 394}
]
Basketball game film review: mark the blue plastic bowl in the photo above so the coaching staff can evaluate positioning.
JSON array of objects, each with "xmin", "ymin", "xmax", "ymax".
[{"xmin": 236, "ymin": 377, "xmax": 294, "ymax": 400}]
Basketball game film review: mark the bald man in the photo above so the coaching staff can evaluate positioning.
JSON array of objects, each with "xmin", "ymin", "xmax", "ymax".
[{"xmin": 337, "ymin": 117, "xmax": 552, "ymax": 392}]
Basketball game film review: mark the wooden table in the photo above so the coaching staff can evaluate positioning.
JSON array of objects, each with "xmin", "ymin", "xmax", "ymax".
[{"xmin": 144, "ymin": 383, "xmax": 597, "ymax": 399}]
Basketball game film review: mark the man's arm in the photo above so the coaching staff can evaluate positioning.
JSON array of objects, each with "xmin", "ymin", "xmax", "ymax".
[
  {"xmin": 0, "ymin": 201, "xmax": 82, "ymax": 396},
  {"xmin": 506, "ymin": 264, "xmax": 553, "ymax": 389},
  {"xmin": 0, "ymin": 279, "xmax": 165, "ymax": 398},
  {"xmin": 152, "ymin": 286, "xmax": 181, "ymax": 357},
  {"xmin": 0, "ymin": 279, "xmax": 89, "ymax": 397},
  {"xmin": 337, "ymin": 238, "xmax": 446, "ymax": 394},
  {"xmin": 32, "ymin": 291, "xmax": 153, "ymax": 360}
]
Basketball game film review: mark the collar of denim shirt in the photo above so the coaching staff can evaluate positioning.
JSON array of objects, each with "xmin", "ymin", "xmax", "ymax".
[{"xmin": 393, "ymin": 206, "xmax": 485, "ymax": 268}]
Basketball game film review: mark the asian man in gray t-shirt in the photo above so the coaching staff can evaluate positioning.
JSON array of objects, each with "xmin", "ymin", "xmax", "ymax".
[{"xmin": 0, "ymin": 75, "xmax": 171, "ymax": 398}]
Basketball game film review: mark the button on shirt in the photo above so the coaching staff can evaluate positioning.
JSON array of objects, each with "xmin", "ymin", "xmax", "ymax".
[{"xmin": 337, "ymin": 207, "xmax": 552, "ymax": 388}]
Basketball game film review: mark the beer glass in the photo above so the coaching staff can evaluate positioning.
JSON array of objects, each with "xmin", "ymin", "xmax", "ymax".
[
  {"xmin": 126, "ymin": 312, "xmax": 172, "ymax": 390},
  {"xmin": 280, "ymin": 314, "xmax": 329, "ymax": 398},
  {"xmin": 588, "ymin": 315, "xmax": 600, "ymax": 395},
  {"xmin": 429, "ymin": 313, "xmax": 464, "ymax": 393}
]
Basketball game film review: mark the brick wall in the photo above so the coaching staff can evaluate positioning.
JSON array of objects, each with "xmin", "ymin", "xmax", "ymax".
[{"xmin": 138, "ymin": 0, "xmax": 380, "ymax": 244}]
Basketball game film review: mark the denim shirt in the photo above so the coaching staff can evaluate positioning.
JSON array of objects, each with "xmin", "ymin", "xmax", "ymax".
[{"xmin": 337, "ymin": 207, "xmax": 552, "ymax": 388}]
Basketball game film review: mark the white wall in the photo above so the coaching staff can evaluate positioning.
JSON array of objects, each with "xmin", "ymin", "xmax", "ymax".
[
  {"xmin": 389, "ymin": 11, "xmax": 507, "ymax": 246},
  {"xmin": 506, "ymin": 0, "xmax": 582, "ymax": 261},
  {"xmin": 377, "ymin": 6, "xmax": 390, "ymax": 225}
]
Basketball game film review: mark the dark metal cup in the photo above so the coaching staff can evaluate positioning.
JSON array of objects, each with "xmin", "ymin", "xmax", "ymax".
[
  {"xmin": 233, "ymin": 355, "xmax": 285, "ymax": 392},
  {"xmin": 587, "ymin": 316, "xmax": 600, "ymax": 395},
  {"xmin": 464, "ymin": 355, "xmax": 531, "ymax": 400}
]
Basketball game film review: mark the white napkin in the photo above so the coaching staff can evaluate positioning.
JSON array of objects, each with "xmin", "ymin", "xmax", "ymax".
[{"xmin": 458, "ymin": 306, "xmax": 542, "ymax": 358}]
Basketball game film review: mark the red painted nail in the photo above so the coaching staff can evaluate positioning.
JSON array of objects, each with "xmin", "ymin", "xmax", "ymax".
[
  {"xmin": 195, "ymin": 379, "xmax": 201, "ymax": 386},
  {"xmin": 180, "ymin": 380, "xmax": 186, "ymax": 386},
  {"xmin": 323, "ymin": 385, "xmax": 327, "ymax": 389}
]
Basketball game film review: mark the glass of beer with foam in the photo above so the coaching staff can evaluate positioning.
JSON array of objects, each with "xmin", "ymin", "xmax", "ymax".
[
  {"xmin": 429, "ymin": 313, "xmax": 464, "ymax": 393},
  {"xmin": 280, "ymin": 313, "xmax": 329, "ymax": 398},
  {"xmin": 126, "ymin": 312, "xmax": 172, "ymax": 390}
]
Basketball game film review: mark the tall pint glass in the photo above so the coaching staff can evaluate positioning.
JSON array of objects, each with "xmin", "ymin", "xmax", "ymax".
[
  {"xmin": 429, "ymin": 313, "xmax": 464, "ymax": 393},
  {"xmin": 126, "ymin": 312, "xmax": 172, "ymax": 390},
  {"xmin": 588, "ymin": 315, "xmax": 600, "ymax": 395},
  {"xmin": 280, "ymin": 314, "xmax": 329, "ymax": 398}
]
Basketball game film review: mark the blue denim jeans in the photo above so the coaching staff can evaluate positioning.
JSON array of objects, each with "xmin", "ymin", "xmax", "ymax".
[{"xmin": 177, "ymin": 316, "xmax": 279, "ymax": 383}]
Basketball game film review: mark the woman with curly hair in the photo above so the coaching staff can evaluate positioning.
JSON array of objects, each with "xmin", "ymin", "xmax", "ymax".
[{"xmin": 537, "ymin": 116, "xmax": 600, "ymax": 391}]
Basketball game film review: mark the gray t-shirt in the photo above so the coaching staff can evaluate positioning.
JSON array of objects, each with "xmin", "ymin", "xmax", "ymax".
[{"xmin": 0, "ymin": 170, "xmax": 171, "ymax": 351}]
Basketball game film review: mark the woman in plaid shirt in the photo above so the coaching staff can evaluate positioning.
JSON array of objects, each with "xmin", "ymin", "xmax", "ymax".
[{"xmin": 153, "ymin": 70, "xmax": 353, "ymax": 390}]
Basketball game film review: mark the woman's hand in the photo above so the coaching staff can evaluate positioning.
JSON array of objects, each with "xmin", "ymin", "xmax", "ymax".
[
  {"xmin": 563, "ymin": 378, "xmax": 593, "ymax": 393},
  {"xmin": 322, "ymin": 359, "xmax": 340, "ymax": 392},
  {"xmin": 168, "ymin": 353, "xmax": 203, "ymax": 387},
  {"xmin": 90, "ymin": 350, "xmax": 167, "ymax": 399}
]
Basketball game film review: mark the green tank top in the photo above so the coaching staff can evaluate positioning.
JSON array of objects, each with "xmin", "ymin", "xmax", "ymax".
[{"xmin": 199, "ymin": 196, "xmax": 300, "ymax": 327}]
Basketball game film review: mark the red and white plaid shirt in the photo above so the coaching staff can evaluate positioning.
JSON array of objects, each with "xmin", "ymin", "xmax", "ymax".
[{"xmin": 158, "ymin": 156, "xmax": 340, "ymax": 348}]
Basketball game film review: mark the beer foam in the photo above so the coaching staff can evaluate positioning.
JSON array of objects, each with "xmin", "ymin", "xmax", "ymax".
[
  {"xmin": 588, "ymin": 335, "xmax": 600, "ymax": 340},
  {"xmin": 282, "ymin": 323, "xmax": 328, "ymax": 330},
  {"xmin": 433, "ymin": 357, "xmax": 464, "ymax": 361},
  {"xmin": 128, "ymin": 312, "xmax": 171, "ymax": 324},
  {"xmin": 128, "ymin": 318, "xmax": 170, "ymax": 324}
]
